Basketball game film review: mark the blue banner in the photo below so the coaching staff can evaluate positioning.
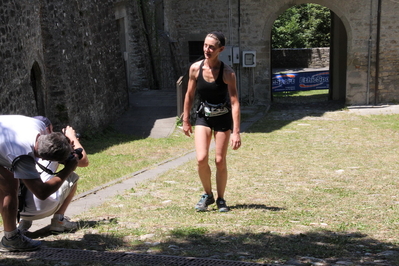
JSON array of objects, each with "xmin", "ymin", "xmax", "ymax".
[{"xmin": 272, "ymin": 70, "xmax": 329, "ymax": 92}]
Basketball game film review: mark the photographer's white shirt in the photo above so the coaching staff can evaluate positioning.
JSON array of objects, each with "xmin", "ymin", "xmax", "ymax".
[{"xmin": 0, "ymin": 115, "xmax": 46, "ymax": 179}]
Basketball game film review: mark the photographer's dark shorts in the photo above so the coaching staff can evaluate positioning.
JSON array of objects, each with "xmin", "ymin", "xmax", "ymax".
[{"xmin": 195, "ymin": 112, "xmax": 232, "ymax": 132}]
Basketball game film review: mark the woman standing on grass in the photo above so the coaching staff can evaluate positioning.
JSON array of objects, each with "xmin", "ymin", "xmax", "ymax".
[{"xmin": 183, "ymin": 31, "xmax": 241, "ymax": 212}]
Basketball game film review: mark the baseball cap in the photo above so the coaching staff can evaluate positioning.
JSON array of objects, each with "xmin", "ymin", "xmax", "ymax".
[{"xmin": 33, "ymin": 116, "xmax": 52, "ymax": 128}]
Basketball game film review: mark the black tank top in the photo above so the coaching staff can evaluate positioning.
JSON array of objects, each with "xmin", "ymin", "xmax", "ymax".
[{"xmin": 197, "ymin": 60, "xmax": 228, "ymax": 104}]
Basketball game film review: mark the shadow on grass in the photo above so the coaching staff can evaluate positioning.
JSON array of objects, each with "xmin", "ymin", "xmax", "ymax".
[
  {"xmin": 247, "ymin": 94, "xmax": 346, "ymax": 134},
  {"xmin": 231, "ymin": 204, "xmax": 285, "ymax": 211},
  {"xmin": 80, "ymin": 128, "xmax": 145, "ymax": 154},
  {"xmin": 25, "ymin": 219, "xmax": 106, "ymax": 240},
  {"xmin": 9, "ymin": 228, "xmax": 399, "ymax": 265},
  {"xmin": 138, "ymin": 229, "xmax": 399, "ymax": 265}
]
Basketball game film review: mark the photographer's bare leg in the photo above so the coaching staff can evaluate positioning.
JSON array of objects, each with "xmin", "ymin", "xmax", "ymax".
[
  {"xmin": 0, "ymin": 167, "xmax": 18, "ymax": 232},
  {"xmin": 55, "ymin": 183, "xmax": 77, "ymax": 216},
  {"xmin": 0, "ymin": 167, "xmax": 41, "ymax": 251},
  {"xmin": 50, "ymin": 177, "xmax": 79, "ymax": 233}
]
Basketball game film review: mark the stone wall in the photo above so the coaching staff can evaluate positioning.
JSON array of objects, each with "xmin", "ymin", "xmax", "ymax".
[
  {"xmin": 41, "ymin": 0, "xmax": 129, "ymax": 132},
  {"xmin": 164, "ymin": 0, "xmax": 399, "ymax": 105},
  {"xmin": 377, "ymin": 1, "xmax": 399, "ymax": 103},
  {"xmin": 272, "ymin": 48, "xmax": 330, "ymax": 69},
  {"xmin": 0, "ymin": 0, "xmax": 182, "ymax": 134},
  {"xmin": 116, "ymin": 0, "xmax": 180, "ymax": 92},
  {"xmin": 0, "ymin": 0, "xmax": 129, "ymax": 134},
  {"xmin": 2, "ymin": 0, "xmax": 399, "ymax": 135},
  {"xmin": 0, "ymin": 1, "xmax": 44, "ymax": 116},
  {"xmin": 123, "ymin": 0, "xmax": 157, "ymax": 91}
]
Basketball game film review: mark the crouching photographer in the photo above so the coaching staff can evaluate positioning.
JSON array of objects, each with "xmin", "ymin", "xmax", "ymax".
[{"xmin": 18, "ymin": 118, "xmax": 89, "ymax": 236}]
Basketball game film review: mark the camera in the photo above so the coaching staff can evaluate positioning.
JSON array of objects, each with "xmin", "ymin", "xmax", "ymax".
[
  {"xmin": 74, "ymin": 148, "xmax": 84, "ymax": 160},
  {"xmin": 67, "ymin": 148, "xmax": 83, "ymax": 161}
]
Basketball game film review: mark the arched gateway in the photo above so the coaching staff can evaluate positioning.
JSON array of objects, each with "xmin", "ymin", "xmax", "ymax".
[
  {"xmin": 265, "ymin": 2, "xmax": 348, "ymax": 103},
  {"xmin": 166, "ymin": 0, "xmax": 386, "ymax": 106}
]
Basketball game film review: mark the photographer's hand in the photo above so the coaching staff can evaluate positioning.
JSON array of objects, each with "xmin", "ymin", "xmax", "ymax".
[
  {"xmin": 63, "ymin": 126, "xmax": 78, "ymax": 143},
  {"xmin": 60, "ymin": 153, "xmax": 79, "ymax": 172},
  {"xmin": 62, "ymin": 126, "xmax": 89, "ymax": 167}
]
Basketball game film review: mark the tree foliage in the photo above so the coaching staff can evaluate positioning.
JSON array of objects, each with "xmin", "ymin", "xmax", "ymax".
[{"xmin": 272, "ymin": 4, "xmax": 331, "ymax": 48}]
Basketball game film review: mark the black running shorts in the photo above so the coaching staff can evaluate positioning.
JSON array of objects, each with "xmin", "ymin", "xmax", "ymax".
[{"xmin": 195, "ymin": 111, "xmax": 232, "ymax": 132}]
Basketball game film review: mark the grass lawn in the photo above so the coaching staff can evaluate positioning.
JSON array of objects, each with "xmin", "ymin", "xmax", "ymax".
[
  {"xmin": 272, "ymin": 89, "xmax": 330, "ymax": 103},
  {"xmin": 3, "ymin": 95, "xmax": 399, "ymax": 265},
  {"xmin": 72, "ymin": 128, "xmax": 194, "ymax": 195}
]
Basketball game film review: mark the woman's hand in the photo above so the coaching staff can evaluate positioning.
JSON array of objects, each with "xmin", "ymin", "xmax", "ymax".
[
  {"xmin": 230, "ymin": 132, "xmax": 241, "ymax": 150},
  {"xmin": 183, "ymin": 120, "xmax": 193, "ymax": 137}
]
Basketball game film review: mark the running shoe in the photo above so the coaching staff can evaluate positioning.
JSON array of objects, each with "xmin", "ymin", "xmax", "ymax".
[
  {"xmin": 50, "ymin": 216, "xmax": 78, "ymax": 233},
  {"xmin": 195, "ymin": 193, "xmax": 215, "ymax": 212},
  {"xmin": 0, "ymin": 230, "xmax": 41, "ymax": 252},
  {"xmin": 216, "ymin": 198, "xmax": 229, "ymax": 212}
]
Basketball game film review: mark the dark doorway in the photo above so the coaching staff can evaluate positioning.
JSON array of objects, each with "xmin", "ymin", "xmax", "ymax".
[
  {"xmin": 30, "ymin": 62, "xmax": 45, "ymax": 116},
  {"xmin": 188, "ymin": 41, "xmax": 204, "ymax": 63}
]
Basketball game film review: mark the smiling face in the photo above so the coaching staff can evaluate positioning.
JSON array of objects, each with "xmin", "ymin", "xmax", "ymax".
[{"xmin": 203, "ymin": 36, "xmax": 224, "ymax": 60}]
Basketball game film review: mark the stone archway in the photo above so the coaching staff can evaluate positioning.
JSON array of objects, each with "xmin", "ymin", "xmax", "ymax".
[{"xmin": 263, "ymin": 0, "xmax": 350, "ymax": 104}]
